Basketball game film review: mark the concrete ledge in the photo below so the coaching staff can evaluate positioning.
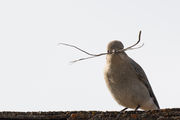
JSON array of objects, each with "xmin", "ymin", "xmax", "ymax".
[{"xmin": 0, "ymin": 108, "xmax": 180, "ymax": 120}]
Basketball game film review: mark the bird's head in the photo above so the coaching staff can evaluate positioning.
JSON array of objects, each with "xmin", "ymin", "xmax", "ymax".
[
  {"xmin": 107, "ymin": 40, "xmax": 124, "ymax": 54},
  {"xmin": 106, "ymin": 40, "xmax": 127, "ymax": 64}
]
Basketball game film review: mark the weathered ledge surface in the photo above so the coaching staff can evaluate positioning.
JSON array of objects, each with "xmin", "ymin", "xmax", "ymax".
[{"xmin": 0, "ymin": 108, "xmax": 180, "ymax": 120}]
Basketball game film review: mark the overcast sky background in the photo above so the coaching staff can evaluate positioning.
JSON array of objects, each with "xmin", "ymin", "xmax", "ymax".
[{"xmin": 0, "ymin": 0, "xmax": 180, "ymax": 111}]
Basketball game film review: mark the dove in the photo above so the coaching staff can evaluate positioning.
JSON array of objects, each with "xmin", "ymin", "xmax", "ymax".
[{"xmin": 104, "ymin": 40, "xmax": 160, "ymax": 111}]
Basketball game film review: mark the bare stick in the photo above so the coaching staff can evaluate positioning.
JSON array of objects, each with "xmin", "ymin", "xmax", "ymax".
[
  {"xmin": 70, "ymin": 56, "xmax": 97, "ymax": 63},
  {"xmin": 128, "ymin": 43, "xmax": 144, "ymax": 50},
  {"xmin": 58, "ymin": 30, "xmax": 143, "ymax": 63},
  {"xmin": 117, "ymin": 30, "xmax": 142, "ymax": 53},
  {"xmin": 70, "ymin": 52, "xmax": 108, "ymax": 63},
  {"xmin": 58, "ymin": 43, "xmax": 98, "ymax": 56}
]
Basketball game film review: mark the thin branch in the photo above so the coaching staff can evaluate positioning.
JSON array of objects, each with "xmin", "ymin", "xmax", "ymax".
[
  {"xmin": 117, "ymin": 30, "xmax": 142, "ymax": 53},
  {"xmin": 58, "ymin": 30, "xmax": 143, "ymax": 63},
  {"xmin": 70, "ymin": 56, "xmax": 97, "ymax": 63},
  {"xmin": 58, "ymin": 43, "xmax": 98, "ymax": 56},
  {"xmin": 128, "ymin": 43, "xmax": 144, "ymax": 50},
  {"xmin": 70, "ymin": 52, "xmax": 107, "ymax": 63}
]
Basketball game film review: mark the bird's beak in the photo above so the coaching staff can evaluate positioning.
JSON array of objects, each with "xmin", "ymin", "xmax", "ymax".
[
  {"xmin": 111, "ymin": 49, "xmax": 117, "ymax": 54},
  {"xmin": 112, "ymin": 49, "xmax": 115, "ymax": 53}
]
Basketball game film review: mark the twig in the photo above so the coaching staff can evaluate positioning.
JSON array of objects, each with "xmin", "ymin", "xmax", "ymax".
[
  {"xmin": 58, "ymin": 30, "xmax": 143, "ymax": 63},
  {"xmin": 58, "ymin": 43, "xmax": 100, "ymax": 57},
  {"xmin": 116, "ymin": 31, "xmax": 142, "ymax": 53},
  {"xmin": 128, "ymin": 43, "xmax": 144, "ymax": 50}
]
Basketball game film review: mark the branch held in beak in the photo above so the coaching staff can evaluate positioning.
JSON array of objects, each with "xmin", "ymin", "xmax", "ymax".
[{"xmin": 58, "ymin": 30, "xmax": 143, "ymax": 63}]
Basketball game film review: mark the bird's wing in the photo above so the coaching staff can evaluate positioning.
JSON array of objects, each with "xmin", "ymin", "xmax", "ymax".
[{"xmin": 128, "ymin": 57, "xmax": 160, "ymax": 109}]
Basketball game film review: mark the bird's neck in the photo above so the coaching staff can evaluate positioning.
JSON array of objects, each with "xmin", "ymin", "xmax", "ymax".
[{"xmin": 106, "ymin": 53, "xmax": 127, "ymax": 66}]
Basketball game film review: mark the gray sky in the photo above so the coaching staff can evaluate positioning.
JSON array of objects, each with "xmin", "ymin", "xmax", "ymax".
[{"xmin": 0, "ymin": 0, "xmax": 180, "ymax": 111}]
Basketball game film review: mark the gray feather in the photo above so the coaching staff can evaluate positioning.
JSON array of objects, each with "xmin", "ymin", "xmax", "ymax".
[{"xmin": 128, "ymin": 57, "xmax": 160, "ymax": 109}]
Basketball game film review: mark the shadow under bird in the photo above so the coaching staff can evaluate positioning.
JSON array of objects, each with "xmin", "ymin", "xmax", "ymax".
[{"xmin": 104, "ymin": 40, "xmax": 160, "ymax": 111}]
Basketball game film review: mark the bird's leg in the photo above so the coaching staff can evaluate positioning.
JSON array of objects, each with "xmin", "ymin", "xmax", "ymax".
[
  {"xmin": 116, "ymin": 108, "xmax": 128, "ymax": 119},
  {"xmin": 135, "ymin": 105, "xmax": 140, "ymax": 111},
  {"xmin": 121, "ymin": 107, "xmax": 128, "ymax": 112}
]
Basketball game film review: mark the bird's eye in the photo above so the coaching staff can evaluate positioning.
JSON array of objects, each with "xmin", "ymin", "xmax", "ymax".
[{"xmin": 107, "ymin": 50, "xmax": 110, "ymax": 53}]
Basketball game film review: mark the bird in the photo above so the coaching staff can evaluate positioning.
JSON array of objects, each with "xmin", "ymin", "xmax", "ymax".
[{"xmin": 104, "ymin": 40, "xmax": 160, "ymax": 111}]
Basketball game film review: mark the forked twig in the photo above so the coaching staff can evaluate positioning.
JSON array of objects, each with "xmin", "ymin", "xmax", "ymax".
[
  {"xmin": 128, "ymin": 43, "xmax": 144, "ymax": 50},
  {"xmin": 70, "ymin": 56, "xmax": 97, "ymax": 63},
  {"xmin": 58, "ymin": 30, "xmax": 143, "ymax": 63},
  {"xmin": 58, "ymin": 43, "xmax": 97, "ymax": 56},
  {"xmin": 116, "ymin": 31, "xmax": 142, "ymax": 53}
]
